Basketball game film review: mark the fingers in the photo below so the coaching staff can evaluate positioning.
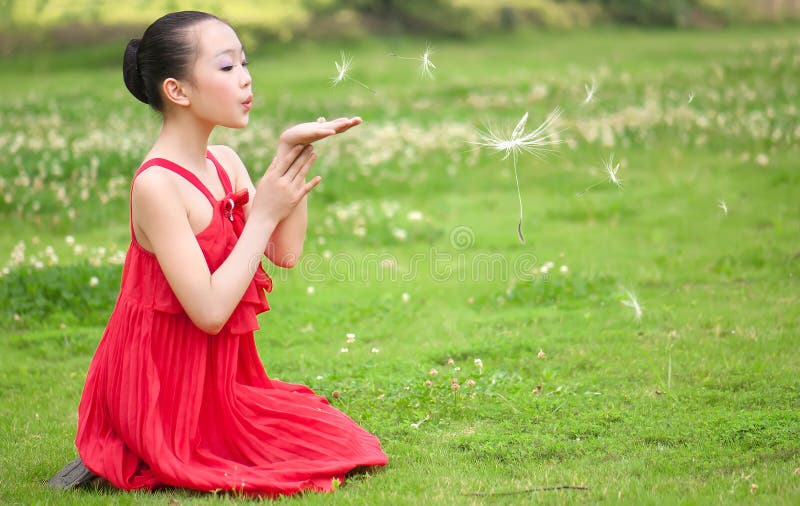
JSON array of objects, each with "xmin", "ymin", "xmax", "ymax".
[
  {"xmin": 292, "ymin": 149, "xmax": 318, "ymax": 183},
  {"xmin": 269, "ymin": 144, "xmax": 305, "ymax": 175},
  {"xmin": 302, "ymin": 176, "xmax": 323, "ymax": 195},
  {"xmin": 282, "ymin": 145, "xmax": 314, "ymax": 177}
]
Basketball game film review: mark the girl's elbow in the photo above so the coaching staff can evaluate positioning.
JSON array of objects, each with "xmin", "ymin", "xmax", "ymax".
[{"xmin": 190, "ymin": 310, "xmax": 227, "ymax": 335}]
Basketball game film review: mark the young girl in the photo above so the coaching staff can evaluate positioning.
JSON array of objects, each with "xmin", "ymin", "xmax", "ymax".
[{"xmin": 48, "ymin": 10, "xmax": 387, "ymax": 496}]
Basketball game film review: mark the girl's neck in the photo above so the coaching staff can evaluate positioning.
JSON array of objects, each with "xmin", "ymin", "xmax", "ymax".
[{"xmin": 149, "ymin": 113, "xmax": 215, "ymax": 173}]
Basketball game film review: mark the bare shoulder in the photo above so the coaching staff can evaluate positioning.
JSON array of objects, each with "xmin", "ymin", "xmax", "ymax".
[
  {"xmin": 208, "ymin": 144, "xmax": 252, "ymax": 189},
  {"xmin": 131, "ymin": 165, "xmax": 177, "ymax": 202}
]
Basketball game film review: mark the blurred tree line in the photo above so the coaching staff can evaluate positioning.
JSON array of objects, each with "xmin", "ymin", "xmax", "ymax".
[{"xmin": 1, "ymin": 0, "xmax": 798, "ymax": 54}]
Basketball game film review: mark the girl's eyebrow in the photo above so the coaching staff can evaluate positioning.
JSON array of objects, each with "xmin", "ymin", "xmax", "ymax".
[{"xmin": 214, "ymin": 46, "xmax": 243, "ymax": 57}]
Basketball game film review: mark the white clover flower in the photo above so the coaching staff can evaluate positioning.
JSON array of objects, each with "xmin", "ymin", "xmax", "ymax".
[
  {"xmin": 340, "ymin": 347, "xmax": 349, "ymax": 353},
  {"xmin": 371, "ymin": 347, "xmax": 380, "ymax": 353},
  {"xmin": 306, "ymin": 286, "xmax": 315, "ymax": 295},
  {"xmin": 407, "ymin": 210, "xmax": 424, "ymax": 221},
  {"xmin": 474, "ymin": 358, "xmax": 483, "ymax": 369},
  {"xmin": 429, "ymin": 368, "xmax": 438, "ymax": 376},
  {"xmin": 65, "ymin": 235, "xmax": 75, "ymax": 246},
  {"xmin": 89, "ymin": 276, "xmax": 99, "ymax": 287},
  {"xmin": 560, "ymin": 265, "xmax": 569, "ymax": 273},
  {"xmin": 346, "ymin": 333, "xmax": 356, "ymax": 344},
  {"xmin": 401, "ymin": 292, "xmax": 410, "ymax": 303},
  {"xmin": 392, "ymin": 228, "xmax": 408, "ymax": 241},
  {"xmin": 537, "ymin": 349, "xmax": 546, "ymax": 359}
]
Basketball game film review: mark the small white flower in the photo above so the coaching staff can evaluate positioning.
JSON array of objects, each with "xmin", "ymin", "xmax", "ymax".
[
  {"xmin": 537, "ymin": 349, "xmax": 546, "ymax": 359},
  {"xmin": 65, "ymin": 235, "xmax": 75, "ymax": 246},
  {"xmin": 407, "ymin": 210, "xmax": 424, "ymax": 221},
  {"xmin": 474, "ymin": 358, "xmax": 483, "ymax": 369},
  {"xmin": 306, "ymin": 286, "xmax": 315, "ymax": 295},
  {"xmin": 371, "ymin": 347, "xmax": 380, "ymax": 353},
  {"xmin": 560, "ymin": 265, "xmax": 569, "ymax": 273},
  {"xmin": 340, "ymin": 347, "xmax": 349, "ymax": 353},
  {"xmin": 401, "ymin": 292, "xmax": 410, "ymax": 303},
  {"xmin": 392, "ymin": 228, "xmax": 408, "ymax": 241},
  {"xmin": 89, "ymin": 276, "xmax": 99, "ymax": 287},
  {"xmin": 346, "ymin": 333, "xmax": 356, "ymax": 344},
  {"xmin": 316, "ymin": 375, "xmax": 324, "ymax": 380},
  {"xmin": 429, "ymin": 368, "xmax": 438, "ymax": 376}
]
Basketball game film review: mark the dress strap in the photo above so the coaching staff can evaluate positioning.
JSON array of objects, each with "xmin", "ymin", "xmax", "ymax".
[
  {"xmin": 133, "ymin": 158, "xmax": 217, "ymax": 204},
  {"xmin": 205, "ymin": 149, "xmax": 233, "ymax": 194},
  {"xmin": 129, "ymin": 153, "xmax": 227, "ymax": 241}
]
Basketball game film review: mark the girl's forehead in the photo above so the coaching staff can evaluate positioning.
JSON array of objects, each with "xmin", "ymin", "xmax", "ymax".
[{"xmin": 194, "ymin": 20, "xmax": 242, "ymax": 57}]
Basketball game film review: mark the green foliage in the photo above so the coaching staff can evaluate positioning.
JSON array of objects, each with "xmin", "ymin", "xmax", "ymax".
[{"xmin": 0, "ymin": 263, "xmax": 120, "ymax": 330}]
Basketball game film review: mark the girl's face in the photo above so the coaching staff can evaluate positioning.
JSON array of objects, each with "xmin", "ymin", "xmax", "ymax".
[{"xmin": 185, "ymin": 20, "xmax": 252, "ymax": 129}]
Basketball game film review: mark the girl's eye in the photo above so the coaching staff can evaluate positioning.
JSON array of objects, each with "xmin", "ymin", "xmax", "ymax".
[
  {"xmin": 242, "ymin": 61, "xmax": 249, "ymax": 68},
  {"xmin": 221, "ymin": 66, "xmax": 233, "ymax": 72}
]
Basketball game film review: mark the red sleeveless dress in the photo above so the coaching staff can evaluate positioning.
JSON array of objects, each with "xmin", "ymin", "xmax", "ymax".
[{"xmin": 75, "ymin": 151, "xmax": 387, "ymax": 496}]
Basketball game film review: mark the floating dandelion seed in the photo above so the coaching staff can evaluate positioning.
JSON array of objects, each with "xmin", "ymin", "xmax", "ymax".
[
  {"xmin": 576, "ymin": 153, "xmax": 623, "ymax": 197},
  {"xmin": 389, "ymin": 43, "xmax": 436, "ymax": 79},
  {"xmin": 688, "ymin": 91, "xmax": 695, "ymax": 104},
  {"xmin": 472, "ymin": 107, "xmax": 564, "ymax": 243},
  {"xmin": 582, "ymin": 79, "xmax": 597, "ymax": 105},
  {"xmin": 718, "ymin": 200, "xmax": 728, "ymax": 216},
  {"xmin": 410, "ymin": 414, "xmax": 430, "ymax": 429},
  {"xmin": 330, "ymin": 52, "xmax": 376, "ymax": 94},
  {"xmin": 621, "ymin": 288, "xmax": 643, "ymax": 321}
]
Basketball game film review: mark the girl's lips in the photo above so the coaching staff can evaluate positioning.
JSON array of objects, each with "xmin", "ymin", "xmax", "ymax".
[{"xmin": 242, "ymin": 97, "xmax": 253, "ymax": 111}]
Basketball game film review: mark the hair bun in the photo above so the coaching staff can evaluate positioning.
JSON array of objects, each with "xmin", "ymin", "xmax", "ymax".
[{"xmin": 123, "ymin": 39, "xmax": 148, "ymax": 104}]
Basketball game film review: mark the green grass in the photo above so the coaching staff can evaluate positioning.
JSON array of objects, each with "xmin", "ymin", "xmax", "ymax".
[{"xmin": 1, "ymin": 24, "xmax": 799, "ymax": 504}]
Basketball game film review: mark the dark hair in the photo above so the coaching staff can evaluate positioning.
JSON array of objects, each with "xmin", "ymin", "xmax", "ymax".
[{"xmin": 123, "ymin": 11, "xmax": 225, "ymax": 112}]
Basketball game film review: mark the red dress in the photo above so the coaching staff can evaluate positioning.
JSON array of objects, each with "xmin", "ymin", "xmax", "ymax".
[{"xmin": 75, "ymin": 151, "xmax": 387, "ymax": 496}]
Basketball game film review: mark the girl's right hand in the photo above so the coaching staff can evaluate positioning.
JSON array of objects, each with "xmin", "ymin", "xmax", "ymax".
[{"xmin": 251, "ymin": 144, "xmax": 320, "ymax": 223}]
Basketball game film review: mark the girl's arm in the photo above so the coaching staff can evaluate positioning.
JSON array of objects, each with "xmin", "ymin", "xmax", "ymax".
[
  {"xmin": 220, "ymin": 117, "xmax": 361, "ymax": 268},
  {"xmin": 131, "ymin": 145, "xmax": 318, "ymax": 335}
]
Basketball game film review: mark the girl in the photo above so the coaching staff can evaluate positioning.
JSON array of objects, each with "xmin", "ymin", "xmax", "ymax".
[{"xmin": 48, "ymin": 10, "xmax": 387, "ymax": 496}]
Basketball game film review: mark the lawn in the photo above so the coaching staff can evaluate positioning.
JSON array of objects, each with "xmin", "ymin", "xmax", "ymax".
[{"xmin": 0, "ymin": 23, "xmax": 799, "ymax": 504}]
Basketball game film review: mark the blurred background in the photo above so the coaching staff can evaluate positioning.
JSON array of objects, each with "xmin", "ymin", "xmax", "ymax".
[{"xmin": 2, "ymin": 0, "xmax": 800, "ymax": 56}]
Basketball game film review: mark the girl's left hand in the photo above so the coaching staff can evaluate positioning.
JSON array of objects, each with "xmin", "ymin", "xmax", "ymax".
[{"xmin": 279, "ymin": 116, "xmax": 362, "ymax": 146}]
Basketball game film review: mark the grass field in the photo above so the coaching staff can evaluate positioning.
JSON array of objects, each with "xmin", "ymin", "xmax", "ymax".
[{"xmin": 0, "ymin": 23, "xmax": 799, "ymax": 504}]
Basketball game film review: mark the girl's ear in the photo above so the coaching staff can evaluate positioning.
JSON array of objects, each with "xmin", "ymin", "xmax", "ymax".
[{"xmin": 162, "ymin": 78, "xmax": 191, "ymax": 108}]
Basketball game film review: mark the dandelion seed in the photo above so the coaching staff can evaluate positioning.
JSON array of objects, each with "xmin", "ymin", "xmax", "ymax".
[
  {"xmin": 688, "ymin": 90, "xmax": 695, "ymax": 103},
  {"xmin": 582, "ymin": 78, "xmax": 597, "ymax": 105},
  {"xmin": 472, "ymin": 108, "xmax": 564, "ymax": 243},
  {"xmin": 389, "ymin": 43, "xmax": 436, "ymax": 79},
  {"xmin": 621, "ymin": 288, "xmax": 643, "ymax": 321},
  {"xmin": 410, "ymin": 414, "xmax": 430, "ymax": 429},
  {"xmin": 576, "ymin": 153, "xmax": 623, "ymax": 197},
  {"xmin": 330, "ymin": 51, "xmax": 376, "ymax": 94},
  {"xmin": 718, "ymin": 200, "xmax": 728, "ymax": 216}
]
